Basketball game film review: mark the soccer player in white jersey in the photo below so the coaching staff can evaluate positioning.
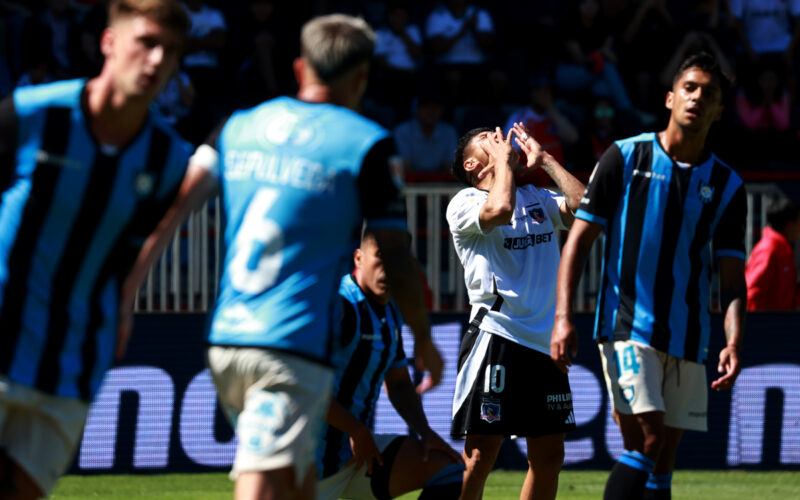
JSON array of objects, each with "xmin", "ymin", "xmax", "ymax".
[{"xmin": 447, "ymin": 123, "xmax": 584, "ymax": 499}]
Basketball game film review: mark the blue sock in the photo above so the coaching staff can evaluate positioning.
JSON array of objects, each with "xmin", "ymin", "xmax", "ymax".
[
  {"xmin": 643, "ymin": 472, "xmax": 672, "ymax": 500},
  {"xmin": 603, "ymin": 450, "xmax": 656, "ymax": 500}
]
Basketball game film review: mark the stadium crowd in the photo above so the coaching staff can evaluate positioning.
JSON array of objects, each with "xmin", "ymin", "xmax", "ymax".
[{"xmin": 1, "ymin": 0, "xmax": 798, "ymax": 176}]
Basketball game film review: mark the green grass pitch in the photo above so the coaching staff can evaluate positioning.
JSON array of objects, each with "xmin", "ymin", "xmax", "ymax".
[{"xmin": 52, "ymin": 470, "xmax": 800, "ymax": 499}]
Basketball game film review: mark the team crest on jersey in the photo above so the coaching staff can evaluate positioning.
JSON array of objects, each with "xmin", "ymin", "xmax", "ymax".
[
  {"xmin": 698, "ymin": 182, "xmax": 715, "ymax": 204},
  {"xmin": 620, "ymin": 385, "xmax": 635, "ymax": 403},
  {"xmin": 480, "ymin": 401, "xmax": 501, "ymax": 423},
  {"xmin": 134, "ymin": 172, "xmax": 154, "ymax": 197},
  {"xmin": 526, "ymin": 203, "xmax": 546, "ymax": 223},
  {"xmin": 528, "ymin": 207, "xmax": 546, "ymax": 223}
]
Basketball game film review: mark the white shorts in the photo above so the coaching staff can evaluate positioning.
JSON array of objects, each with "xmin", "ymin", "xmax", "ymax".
[
  {"xmin": 207, "ymin": 346, "xmax": 334, "ymax": 485},
  {"xmin": 0, "ymin": 375, "xmax": 89, "ymax": 495},
  {"xmin": 599, "ymin": 340, "xmax": 708, "ymax": 431},
  {"xmin": 317, "ymin": 434, "xmax": 402, "ymax": 500}
]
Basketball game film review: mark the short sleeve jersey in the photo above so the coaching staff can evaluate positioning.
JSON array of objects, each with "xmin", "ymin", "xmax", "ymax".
[
  {"xmin": 316, "ymin": 273, "xmax": 407, "ymax": 478},
  {"xmin": 0, "ymin": 79, "xmax": 192, "ymax": 400},
  {"xmin": 447, "ymin": 184, "xmax": 566, "ymax": 355},
  {"xmin": 576, "ymin": 132, "xmax": 746, "ymax": 363},
  {"xmin": 425, "ymin": 4, "xmax": 493, "ymax": 65},
  {"xmin": 202, "ymin": 96, "xmax": 407, "ymax": 363}
]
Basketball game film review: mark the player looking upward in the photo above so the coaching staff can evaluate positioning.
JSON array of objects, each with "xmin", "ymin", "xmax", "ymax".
[{"xmin": 448, "ymin": 123, "xmax": 584, "ymax": 500}]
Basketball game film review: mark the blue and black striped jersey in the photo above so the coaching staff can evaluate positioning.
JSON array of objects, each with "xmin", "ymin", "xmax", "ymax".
[
  {"xmin": 316, "ymin": 273, "xmax": 407, "ymax": 478},
  {"xmin": 0, "ymin": 79, "xmax": 192, "ymax": 400},
  {"xmin": 576, "ymin": 132, "xmax": 746, "ymax": 363}
]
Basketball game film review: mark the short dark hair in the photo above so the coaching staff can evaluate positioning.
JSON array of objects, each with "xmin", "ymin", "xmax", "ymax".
[
  {"xmin": 767, "ymin": 197, "xmax": 799, "ymax": 233},
  {"xmin": 672, "ymin": 51, "xmax": 732, "ymax": 100},
  {"xmin": 108, "ymin": 0, "xmax": 189, "ymax": 37},
  {"xmin": 451, "ymin": 127, "xmax": 491, "ymax": 186}
]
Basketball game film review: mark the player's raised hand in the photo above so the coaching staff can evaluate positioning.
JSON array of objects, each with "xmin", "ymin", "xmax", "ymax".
[
  {"xmin": 347, "ymin": 425, "xmax": 383, "ymax": 475},
  {"xmin": 711, "ymin": 344, "xmax": 741, "ymax": 391},
  {"xmin": 550, "ymin": 316, "xmax": 579, "ymax": 374},
  {"xmin": 415, "ymin": 336, "xmax": 443, "ymax": 394},
  {"xmin": 476, "ymin": 127, "xmax": 518, "ymax": 180},
  {"xmin": 511, "ymin": 122, "xmax": 545, "ymax": 169}
]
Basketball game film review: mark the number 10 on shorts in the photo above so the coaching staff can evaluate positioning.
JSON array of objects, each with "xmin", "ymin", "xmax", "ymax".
[{"xmin": 484, "ymin": 365, "xmax": 506, "ymax": 393}]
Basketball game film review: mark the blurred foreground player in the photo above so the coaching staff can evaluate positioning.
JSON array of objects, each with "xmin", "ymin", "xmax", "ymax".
[
  {"xmin": 0, "ymin": 1, "xmax": 190, "ymax": 498},
  {"xmin": 448, "ymin": 123, "xmax": 584, "ymax": 500},
  {"xmin": 551, "ymin": 52, "xmax": 747, "ymax": 500},
  {"xmin": 316, "ymin": 232, "xmax": 463, "ymax": 499},
  {"xmin": 123, "ymin": 13, "xmax": 442, "ymax": 500}
]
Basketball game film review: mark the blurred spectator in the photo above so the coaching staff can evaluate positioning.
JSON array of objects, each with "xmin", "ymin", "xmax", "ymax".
[
  {"xmin": 75, "ymin": 0, "xmax": 109, "ymax": 77},
  {"xmin": 616, "ymin": 0, "xmax": 677, "ymax": 111},
  {"xmin": 729, "ymin": 0, "xmax": 800, "ymax": 68},
  {"xmin": 504, "ymin": 72, "xmax": 578, "ymax": 185},
  {"xmin": 735, "ymin": 62, "xmax": 791, "ymax": 132},
  {"xmin": 182, "ymin": 0, "xmax": 226, "ymax": 73},
  {"xmin": 181, "ymin": 0, "xmax": 227, "ymax": 144},
  {"xmin": 425, "ymin": 0, "xmax": 495, "ymax": 104},
  {"xmin": 746, "ymin": 197, "xmax": 800, "ymax": 311},
  {"xmin": 576, "ymin": 97, "xmax": 619, "ymax": 170},
  {"xmin": 228, "ymin": 0, "xmax": 281, "ymax": 107},
  {"xmin": 555, "ymin": 0, "xmax": 635, "ymax": 113},
  {"xmin": 372, "ymin": 1, "xmax": 422, "ymax": 121},
  {"xmin": 394, "ymin": 91, "xmax": 458, "ymax": 176},
  {"xmin": 21, "ymin": 0, "xmax": 79, "ymax": 79},
  {"xmin": 155, "ymin": 70, "xmax": 194, "ymax": 125}
]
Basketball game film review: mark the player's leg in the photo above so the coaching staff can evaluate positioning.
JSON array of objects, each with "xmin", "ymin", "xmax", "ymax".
[
  {"xmin": 461, "ymin": 434, "xmax": 504, "ymax": 500},
  {"xmin": 208, "ymin": 347, "xmax": 333, "ymax": 500},
  {"xmin": 380, "ymin": 436, "xmax": 463, "ymax": 499},
  {"xmin": 643, "ymin": 356, "xmax": 706, "ymax": 500},
  {"xmin": 0, "ymin": 451, "xmax": 43, "ymax": 500},
  {"xmin": 599, "ymin": 341, "xmax": 669, "ymax": 500},
  {"xmin": 642, "ymin": 426, "xmax": 682, "ymax": 500},
  {"xmin": 520, "ymin": 433, "xmax": 565, "ymax": 500}
]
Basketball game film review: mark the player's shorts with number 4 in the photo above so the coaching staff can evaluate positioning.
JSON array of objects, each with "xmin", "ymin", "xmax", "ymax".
[{"xmin": 599, "ymin": 340, "xmax": 708, "ymax": 431}]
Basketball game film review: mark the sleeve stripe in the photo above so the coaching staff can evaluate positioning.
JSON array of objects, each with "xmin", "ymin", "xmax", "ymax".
[{"xmin": 575, "ymin": 209, "xmax": 607, "ymax": 228}]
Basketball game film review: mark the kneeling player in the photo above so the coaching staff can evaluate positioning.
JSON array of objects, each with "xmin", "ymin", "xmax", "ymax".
[{"xmin": 316, "ymin": 232, "xmax": 463, "ymax": 499}]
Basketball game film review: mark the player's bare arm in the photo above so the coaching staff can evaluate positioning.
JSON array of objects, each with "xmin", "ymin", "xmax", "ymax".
[
  {"xmin": 325, "ymin": 398, "xmax": 383, "ymax": 475},
  {"xmin": 383, "ymin": 367, "xmax": 463, "ymax": 463},
  {"xmin": 477, "ymin": 127, "xmax": 517, "ymax": 231},
  {"xmin": 712, "ymin": 256, "xmax": 747, "ymax": 391},
  {"xmin": 551, "ymin": 219, "xmax": 604, "ymax": 373},
  {"xmin": 511, "ymin": 122, "xmax": 584, "ymax": 227},
  {"xmin": 370, "ymin": 228, "xmax": 443, "ymax": 392},
  {"xmin": 116, "ymin": 161, "xmax": 219, "ymax": 358}
]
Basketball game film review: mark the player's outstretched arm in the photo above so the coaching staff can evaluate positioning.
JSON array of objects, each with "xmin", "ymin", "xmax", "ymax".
[
  {"xmin": 384, "ymin": 367, "xmax": 463, "ymax": 463},
  {"xmin": 116, "ymin": 161, "xmax": 219, "ymax": 358},
  {"xmin": 371, "ymin": 229, "xmax": 443, "ymax": 392},
  {"xmin": 712, "ymin": 256, "xmax": 746, "ymax": 391},
  {"xmin": 325, "ymin": 398, "xmax": 384, "ymax": 475},
  {"xmin": 551, "ymin": 218, "xmax": 603, "ymax": 373}
]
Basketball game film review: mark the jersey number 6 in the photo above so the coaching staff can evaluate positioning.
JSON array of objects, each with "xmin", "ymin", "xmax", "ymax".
[{"xmin": 229, "ymin": 187, "xmax": 284, "ymax": 294}]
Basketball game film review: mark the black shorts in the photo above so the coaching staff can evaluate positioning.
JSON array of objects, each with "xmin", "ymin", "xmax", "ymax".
[{"xmin": 451, "ymin": 328, "xmax": 576, "ymax": 438}]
